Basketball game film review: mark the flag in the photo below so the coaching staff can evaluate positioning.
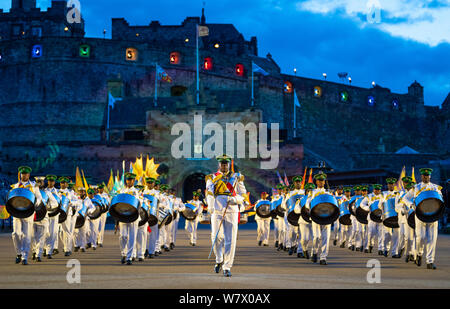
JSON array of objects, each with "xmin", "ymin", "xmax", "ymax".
[
  {"xmin": 81, "ymin": 169, "xmax": 89, "ymax": 190},
  {"xmin": 396, "ymin": 166, "xmax": 406, "ymax": 191},
  {"xmin": 308, "ymin": 168, "xmax": 313, "ymax": 183},
  {"xmin": 411, "ymin": 166, "xmax": 416, "ymax": 183},
  {"xmin": 108, "ymin": 92, "xmax": 120, "ymax": 109},
  {"xmin": 107, "ymin": 169, "xmax": 114, "ymax": 193},
  {"xmin": 198, "ymin": 25, "xmax": 209, "ymax": 37},
  {"xmin": 231, "ymin": 159, "xmax": 235, "ymax": 174},
  {"xmin": 252, "ymin": 62, "xmax": 269, "ymax": 76},
  {"xmin": 301, "ymin": 167, "xmax": 307, "ymax": 189},
  {"xmin": 294, "ymin": 89, "xmax": 300, "ymax": 108},
  {"xmin": 156, "ymin": 64, "xmax": 172, "ymax": 83},
  {"xmin": 276, "ymin": 171, "xmax": 284, "ymax": 185},
  {"xmin": 75, "ymin": 167, "xmax": 84, "ymax": 191},
  {"xmin": 284, "ymin": 171, "xmax": 289, "ymax": 187}
]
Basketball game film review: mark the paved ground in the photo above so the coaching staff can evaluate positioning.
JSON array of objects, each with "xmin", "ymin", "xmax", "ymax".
[{"xmin": 0, "ymin": 226, "xmax": 449, "ymax": 289}]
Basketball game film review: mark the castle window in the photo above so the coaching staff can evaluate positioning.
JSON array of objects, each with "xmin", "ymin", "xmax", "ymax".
[
  {"xmin": 367, "ymin": 96, "xmax": 375, "ymax": 107},
  {"xmin": 170, "ymin": 52, "xmax": 181, "ymax": 65},
  {"xmin": 235, "ymin": 64, "xmax": 244, "ymax": 77},
  {"xmin": 79, "ymin": 44, "xmax": 91, "ymax": 58},
  {"xmin": 203, "ymin": 57, "xmax": 213, "ymax": 70},
  {"xmin": 284, "ymin": 81, "xmax": 293, "ymax": 94},
  {"xmin": 171, "ymin": 85, "xmax": 188, "ymax": 97},
  {"xmin": 340, "ymin": 91, "xmax": 349, "ymax": 102},
  {"xmin": 126, "ymin": 48, "xmax": 138, "ymax": 61},
  {"xmin": 392, "ymin": 99, "xmax": 399, "ymax": 110},
  {"xmin": 32, "ymin": 45, "xmax": 42, "ymax": 58},
  {"xmin": 31, "ymin": 27, "xmax": 42, "ymax": 38},
  {"xmin": 313, "ymin": 86, "xmax": 322, "ymax": 98},
  {"xmin": 12, "ymin": 25, "xmax": 22, "ymax": 37}
]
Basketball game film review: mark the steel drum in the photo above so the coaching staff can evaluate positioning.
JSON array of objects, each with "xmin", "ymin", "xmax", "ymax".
[
  {"xmin": 199, "ymin": 212, "xmax": 211, "ymax": 224},
  {"xmin": 138, "ymin": 201, "xmax": 149, "ymax": 227},
  {"xmin": 383, "ymin": 198, "xmax": 399, "ymax": 228},
  {"xmin": 287, "ymin": 194, "xmax": 304, "ymax": 226},
  {"xmin": 239, "ymin": 212, "xmax": 248, "ymax": 225},
  {"xmin": 58, "ymin": 195, "xmax": 70, "ymax": 224},
  {"xmin": 165, "ymin": 199, "xmax": 174, "ymax": 226},
  {"xmin": 143, "ymin": 195, "xmax": 159, "ymax": 226},
  {"xmin": 255, "ymin": 200, "xmax": 272, "ymax": 219},
  {"xmin": 75, "ymin": 204, "xmax": 87, "ymax": 229},
  {"xmin": 348, "ymin": 196, "xmax": 360, "ymax": 216},
  {"xmin": 47, "ymin": 192, "xmax": 61, "ymax": 217},
  {"xmin": 89, "ymin": 198, "xmax": 103, "ymax": 220},
  {"xmin": 414, "ymin": 190, "xmax": 445, "ymax": 223},
  {"xmin": 109, "ymin": 194, "xmax": 140, "ymax": 223},
  {"xmin": 34, "ymin": 189, "xmax": 48, "ymax": 222},
  {"xmin": 6, "ymin": 188, "xmax": 36, "ymax": 218},
  {"xmin": 182, "ymin": 203, "xmax": 198, "ymax": 221},
  {"xmin": 369, "ymin": 200, "xmax": 383, "ymax": 223},
  {"xmin": 339, "ymin": 201, "xmax": 352, "ymax": 225},
  {"xmin": 355, "ymin": 198, "xmax": 369, "ymax": 224},
  {"xmin": 157, "ymin": 208, "xmax": 171, "ymax": 228},
  {"xmin": 94, "ymin": 195, "xmax": 106, "ymax": 213},
  {"xmin": 310, "ymin": 194, "xmax": 339, "ymax": 225},
  {"xmin": 271, "ymin": 197, "xmax": 284, "ymax": 217},
  {"xmin": 407, "ymin": 208, "xmax": 416, "ymax": 229},
  {"xmin": 299, "ymin": 196, "xmax": 311, "ymax": 223}
]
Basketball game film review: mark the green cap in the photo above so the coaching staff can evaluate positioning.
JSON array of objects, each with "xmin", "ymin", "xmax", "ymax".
[
  {"xmin": 161, "ymin": 184, "xmax": 169, "ymax": 190},
  {"xmin": 292, "ymin": 175, "xmax": 303, "ymax": 182},
  {"xmin": 87, "ymin": 188, "xmax": 95, "ymax": 194},
  {"xmin": 98, "ymin": 184, "xmax": 105, "ymax": 189},
  {"xmin": 405, "ymin": 182, "xmax": 416, "ymax": 189},
  {"xmin": 360, "ymin": 185, "xmax": 369, "ymax": 191},
  {"xmin": 155, "ymin": 179, "xmax": 161, "ymax": 185},
  {"xmin": 18, "ymin": 166, "xmax": 32, "ymax": 174},
  {"xmin": 145, "ymin": 177, "xmax": 155, "ymax": 183},
  {"xmin": 193, "ymin": 191, "xmax": 200, "ymax": 197},
  {"xmin": 305, "ymin": 183, "xmax": 316, "ymax": 190},
  {"xmin": 276, "ymin": 184, "xmax": 284, "ymax": 190},
  {"xmin": 402, "ymin": 176, "xmax": 412, "ymax": 183},
  {"xmin": 216, "ymin": 154, "xmax": 232, "ymax": 163},
  {"xmin": 373, "ymin": 184, "xmax": 382, "ymax": 190},
  {"xmin": 343, "ymin": 187, "xmax": 352, "ymax": 192},
  {"xmin": 353, "ymin": 185, "xmax": 361, "ymax": 191},
  {"xmin": 135, "ymin": 185, "xmax": 144, "ymax": 190},
  {"xmin": 419, "ymin": 168, "xmax": 433, "ymax": 175},
  {"xmin": 124, "ymin": 172, "xmax": 137, "ymax": 180},
  {"xmin": 386, "ymin": 178, "xmax": 397, "ymax": 184},
  {"xmin": 58, "ymin": 176, "xmax": 70, "ymax": 183},
  {"xmin": 314, "ymin": 172, "xmax": 327, "ymax": 181},
  {"xmin": 46, "ymin": 175, "xmax": 57, "ymax": 181},
  {"xmin": 68, "ymin": 182, "xmax": 75, "ymax": 188}
]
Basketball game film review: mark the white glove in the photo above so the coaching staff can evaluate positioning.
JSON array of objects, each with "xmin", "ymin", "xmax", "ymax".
[{"xmin": 228, "ymin": 195, "xmax": 244, "ymax": 205}]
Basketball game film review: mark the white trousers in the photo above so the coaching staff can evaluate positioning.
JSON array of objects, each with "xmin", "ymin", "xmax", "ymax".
[
  {"xmin": 61, "ymin": 213, "xmax": 74, "ymax": 252},
  {"xmin": 147, "ymin": 224, "xmax": 159, "ymax": 254},
  {"xmin": 367, "ymin": 221, "xmax": 383, "ymax": 250},
  {"xmin": 298, "ymin": 223, "xmax": 312, "ymax": 253},
  {"xmin": 119, "ymin": 221, "xmax": 138, "ymax": 260},
  {"xmin": 158, "ymin": 224, "xmax": 170, "ymax": 248},
  {"xmin": 185, "ymin": 219, "xmax": 199, "ymax": 244},
  {"xmin": 12, "ymin": 216, "xmax": 34, "ymax": 260},
  {"xmin": 88, "ymin": 219, "xmax": 100, "ymax": 248},
  {"xmin": 256, "ymin": 218, "xmax": 270, "ymax": 245},
  {"xmin": 97, "ymin": 213, "xmax": 107, "ymax": 245},
  {"xmin": 349, "ymin": 216, "xmax": 358, "ymax": 246},
  {"xmin": 135, "ymin": 223, "xmax": 148, "ymax": 259},
  {"xmin": 31, "ymin": 218, "xmax": 48, "ymax": 258},
  {"xmin": 415, "ymin": 217, "xmax": 438, "ymax": 264},
  {"xmin": 273, "ymin": 218, "xmax": 280, "ymax": 243},
  {"xmin": 312, "ymin": 223, "xmax": 331, "ymax": 260},
  {"xmin": 45, "ymin": 215, "xmax": 59, "ymax": 254},
  {"xmin": 277, "ymin": 217, "xmax": 285, "ymax": 245},
  {"xmin": 74, "ymin": 221, "xmax": 89, "ymax": 249},
  {"xmin": 171, "ymin": 215, "xmax": 180, "ymax": 245},
  {"xmin": 285, "ymin": 222, "xmax": 298, "ymax": 248},
  {"xmin": 211, "ymin": 212, "xmax": 239, "ymax": 271},
  {"xmin": 339, "ymin": 224, "xmax": 351, "ymax": 245}
]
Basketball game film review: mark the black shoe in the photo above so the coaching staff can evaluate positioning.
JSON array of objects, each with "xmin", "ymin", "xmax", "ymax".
[
  {"xmin": 383, "ymin": 250, "xmax": 388, "ymax": 257},
  {"xmin": 43, "ymin": 250, "xmax": 47, "ymax": 257},
  {"xmin": 155, "ymin": 251, "xmax": 160, "ymax": 256},
  {"xmin": 340, "ymin": 243, "xmax": 346, "ymax": 248},
  {"xmin": 356, "ymin": 247, "xmax": 361, "ymax": 252},
  {"xmin": 427, "ymin": 263, "xmax": 436, "ymax": 270},
  {"xmin": 399, "ymin": 247, "xmax": 404, "ymax": 257},
  {"xmin": 405, "ymin": 255, "xmax": 410, "ymax": 263},
  {"xmin": 191, "ymin": 243, "xmax": 196, "ymax": 247},
  {"xmin": 275, "ymin": 241, "xmax": 279, "ymax": 248},
  {"xmin": 288, "ymin": 248, "xmax": 294, "ymax": 255},
  {"xmin": 297, "ymin": 252, "xmax": 305, "ymax": 258},
  {"xmin": 258, "ymin": 241, "xmax": 262, "ymax": 246},
  {"xmin": 64, "ymin": 252, "xmax": 70, "ymax": 257},
  {"xmin": 359, "ymin": 246, "xmax": 364, "ymax": 252},
  {"xmin": 319, "ymin": 259, "xmax": 327, "ymax": 265},
  {"xmin": 364, "ymin": 249, "xmax": 369, "ymax": 253},
  {"xmin": 121, "ymin": 257, "xmax": 126, "ymax": 264},
  {"xmin": 170, "ymin": 243, "xmax": 175, "ymax": 250},
  {"xmin": 284, "ymin": 247, "xmax": 288, "ymax": 252},
  {"xmin": 144, "ymin": 250, "xmax": 149, "ymax": 258},
  {"xmin": 263, "ymin": 244, "xmax": 268, "ymax": 247},
  {"xmin": 312, "ymin": 253, "xmax": 318, "ymax": 263},
  {"xmin": 86, "ymin": 243, "xmax": 92, "ymax": 249},
  {"xmin": 99, "ymin": 244, "xmax": 103, "ymax": 248},
  {"xmin": 305, "ymin": 251, "xmax": 310, "ymax": 260},
  {"xmin": 333, "ymin": 240, "xmax": 337, "ymax": 246},
  {"xmin": 36, "ymin": 257, "xmax": 42, "ymax": 262},
  {"xmin": 132, "ymin": 257, "xmax": 136, "ymax": 262},
  {"xmin": 416, "ymin": 255, "xmax": 422, "ymax": 267},
  {"xmin": 138, "ymin": 258, "xmax": 144, "ymax": 262},
  {"xmin": 126, "ymin": 260, "xmax": 132, "ymax": 265},
  {"xmin": 47, "ymin": 255, "xmax": 52, "ymax": 259},
  {"xmin": 409, "ymin": 255, "xmax": 415, "ymax": 262},
  {"xmin": 93, "ymin": 247, "xmax": 97, "ymax": 251},
  {"xmin": 32, "ymin": 253, "xmax": 36, "ymax": 260},
  {"xmin": 214, "ymin": 262, "xmax": 223, "ymax": 273},
  {"xmin": 277, "ymin": 245, "xmax": 282, "ymax": 251},
  {"xmin": 351, "ymin": 245, "xmax": 355, "ymax": 251},
  {"xmin": 22, "ymin": 259, "xmax": 28, "ymax": 265},
  {"xmin": 81, "ymin": 248, "xmax": 86, "ymax": 253},
  {"xmin": 53, "ymin": 249, "xmax": 59, "ymax": 255},
  {"xmin": 148, "ymin": 254, "xmax": 154, "ymax": 259},
  {"xmin": 223, "ymin": 270, "xmax": 232, "ymax": 277},
  {"xmin": 15, "ymin": 255, "xmax": 22, "ymax": 264},
  {"xmin": 74, "ymin": 247, "xmax": 79, "ymax": 252},
  {"xmin": 369, "ymin": 246, "xmax": 373, "ymax": 253},
  {"xmin": 392, "ymin": 254, "xmax": 401, "ymax": 258},
  {"xmin": 378, "ymin": 250, "xmax": 383, "ymax": 256}
]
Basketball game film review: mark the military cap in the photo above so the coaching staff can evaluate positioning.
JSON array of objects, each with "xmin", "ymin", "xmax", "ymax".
[
  {"xmin": 68, "ymin": 182, "xmax": 75, "ymax": 188},
  {"xmin": 402, "ymin": 176, "xmax": 412, "ymax": 183},
  {"xmin": 343, "ymin": 187, "xmax": 352, "ymax": 192},
  {"xmin": 419, "ymin": 168, "xmax": 433, "ymax": 175},
  {"xmin": 216, "ymin": 154, "xmax": 232, "ymax": 163},
  {"xmin": 87, "ymin": 188, "xmax": 95, "ymax": 194},
  {"xmin": 360, "ymin": 185, "xmax": 369, "ymax": 191},
  {"xmin": 46, "ymin": 175, "xmax": 57, "ymax": 181},
  {"xmin": 386, "ymin": 178, "xmax": 397, "ymax": 184},
  {"xmin": 314, "ymin": 172, "xmax": 327, "ymax": 181},
  {"xmin": 353, "ymin": 185, "xmax": 361, "ymax": 191},
  {"xmin": 135, "ymin": 185, "xmax": 144, "ymax": 190},
  {"xmin": 155, "ymin": 179, "xmax": 161, "ymax": 185},
  {"xmin": 292, "ymin": 175, "xmax": 303, "ymax": 182},
  {"xmin": 145, "ymin": 177, "xmax": 156, "ymax": 183},
  {"xmin": 405, "ymin": 182, "xmax": 416, "ymax": 189},
  {"xmin": 160, "ymin": 184, "xmax": 169, "ymax": 190},
  {"xmin": 193, "ymin": 191, "xmax": 200, "ymax": 197},
  {"xmin": 98, "ymin": 184, "xmax": 105, "ymax": 189},
  {"xmin": 305, "ymin": 183, "xmax": 316, "ymax": 190},
  {"xmin": 276, "ymin": 183, "xmax": 284, "ymax": 190},
  {"xmin": 18, "ymin": 166, "xmax": 32, "ymax": 174},
  {"xmin": 59, "ymin": 176, "xmax": 70, "ymax": 183},
  {"xmin": 372, "ymin": 184, "xmax": 383, "ymax": 190},
  {"xmin": 124, "ymin": 172, "xmax": 137, "ymax": 180}
]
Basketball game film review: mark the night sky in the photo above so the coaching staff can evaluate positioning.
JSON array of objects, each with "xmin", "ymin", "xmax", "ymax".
[{"xmin": 1, "ymin": 0, "xmax": 449, "ymax": 106}]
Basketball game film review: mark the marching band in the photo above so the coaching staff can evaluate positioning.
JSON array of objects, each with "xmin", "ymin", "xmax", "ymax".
[{"xmin": 3, "ymin": 162, "xmax": 446, "ymax": 274}]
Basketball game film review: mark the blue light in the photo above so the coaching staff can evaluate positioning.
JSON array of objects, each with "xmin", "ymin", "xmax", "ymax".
[
  {"xmin": 392, "ymin": 99, "xmax": 399, "ymax": 109},
  {"xmin": 32, "ymin": 45, "xmax": 42, "ymax": 58},
  {"xmin": 367, "ymin": 96, "xmax": 375, "ymax": 106}
]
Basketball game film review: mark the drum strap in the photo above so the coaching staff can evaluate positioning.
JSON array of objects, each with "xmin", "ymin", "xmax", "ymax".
[{"xmin": 414, "ymin": 187, "xmax": 436, "ymax": 198}]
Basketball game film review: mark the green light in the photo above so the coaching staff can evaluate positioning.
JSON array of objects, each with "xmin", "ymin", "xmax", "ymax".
[{"xmin": 79, "ymin": 45, "xmax": 91, "ymax": 58}]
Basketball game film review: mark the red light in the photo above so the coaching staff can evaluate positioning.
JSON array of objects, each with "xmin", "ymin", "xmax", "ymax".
[
  {"xmin": 204, "ymin": 57, "xmax": 213, "ymax": 70},
  {"xmin": 170, "ymin": 52, "xmax": 180, "ymax": 64},
  {"xmin": 235, "ymin": 64, "xmax": 244, "ymax": 76}
]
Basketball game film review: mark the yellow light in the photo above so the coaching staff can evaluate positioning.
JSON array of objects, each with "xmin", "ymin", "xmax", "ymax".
[
  {"xmin": 185, "ymin": 38, "xmax": 189, "ymax": 42},
  {"xmin": 136, "ymin": 33, "xmax": 140, "ymax": 37},
  {"xmin": 64, "ymin": 27, "xmax": 69, "ymax": 32},
  {"xmin": 214, "ymin": 43, "xmax": 220, "ymax": 48}
]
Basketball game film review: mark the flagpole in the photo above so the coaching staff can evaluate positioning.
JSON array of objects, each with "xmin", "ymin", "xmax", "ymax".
[
  {"xmin": 106, "ymin": 94, "xmax": 110, "ymax": 142},
  {"xmin": 251, "ymin": 62, "xmax": 254, "ymax": 107},
  {"xmin": 154, "ymin": 63, "xmax": 158, "ymax": 107},
  {"xmin": 293, "ymin": 89, "xmax": 296, "ymax": 138},
  {"xmin": 196, "ymin": 24, "xmax": 200, "ymax": 105}
]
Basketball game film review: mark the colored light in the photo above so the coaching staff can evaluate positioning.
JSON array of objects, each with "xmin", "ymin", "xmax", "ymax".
[
  {"xmin": 185, "ymin": 38, "xmax": 189, "ymax": 42},
  {"xmin": 323, "ymin": 73, "xmax": 327, "ymax": 79},
  {"xmin": 170, "ymin": 52, "xmax": 181, "ymax": 64},
  {"xmin": 340, "ymin": 91, "xmax": 349, "ymax": 102},
  {"xmin": 79, "ymin": 45, "xmax": 90, "ymax": 58},
  {"xmin": 214, "ymin": 43, "xmax": 220, "ymax": 48},
  {"xmin": 392, "ymin": 99, "xmax": 399, "ymax": 109},
  {"xmin": 136, "ymin": 33, "xmax": 140, "ymax": 37},
  {"xmin": 204, "ymin": 57, "xmax": 213, "ymax": 70},
  {"xmin": 368, "ymin": 96, "xmax": 375, "ymax": 106},
  {"xmin": 284, "ymin": 81, "xmax": 293, "ymax": 94},
  {"xmin": 314, "ymin": 86, "xmax": 322, "ymax": 97},
  {"xmin": 32, "ymin": 45, "xmax": 42, "ymax": 58},
  {"xmin": 235, "ymin": 64, "xmax": 244, "ymax": 76},
  {"xmin": 64, "ymin": 27, "xmax": 69, "ymax": 32},
  {"xmin": 372, "ymin": 81, "xmax": 376, "ymax": 87}
]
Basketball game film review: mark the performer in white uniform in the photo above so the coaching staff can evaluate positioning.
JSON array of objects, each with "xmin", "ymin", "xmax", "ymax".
[
  {"xmin": 143, "ymin": 177, "xmax": 160, "ymax": 259},
  {"xmin": 169, "ymin": 188, "xmax": 184, "ymax": 249},
  {"xmin": 58, "ymin": 177, "xmax": 79, "ymax": 256},
  {"xmin": 157, "ymin": 184, "xmax": 172, "ymax": 252},
  {"xmin": 294, "ymin": 183, "xmax": 315, "ymax": 259},
  {"xmin": 31, "ymin": 177, "xmax": 47, "ymax": 263},
  {"xmin": 43, "ymin": 175, "xmax": 61, "ymax": 259},
  {"xmin": 185, "ymin": 191, "xmax": 203, "ymax": 246},
  {"xmin": 254, "ymin": 192, "xmax": 271, "ymax": 246},
  {"xmin": 134, "ymin": 185, "xmax": 147, "ymax": 261},
  {"xmin": 206, "ymin": 154, "xmax": 248, "ymax": 277},
  {"xmin": 382, "ymin": 178, "xmax": 401, "ymax": 258},
  {"xmin": 348, "ymin": 186, "xmax": 362, "ymax": 251},
  {"xmin": 97, "ymin": 184, "xmax": 110, "ymax": 248},
  {"xmin": 338, "ymin": 187, "xmax": 352, "ymax": 248},
  {"xmin": 283, "ymin": 176, "xmax": 305, "ymax": 255},
  {"xmin": 86, "ymin": 188, "xmax": 100, "ymax": 250},
  {"xmin": 11, "ymin": 166, "xmax": 43, "ymax": 265},
  {"xmin": 360, "ymin": 184, "xmax": 384, "ymax": 254},
  {"xmin": 271, "ymin": 184, "xmax": 284, "ymax": 249},
  {"xmin": 397, "ymin": 177, "xmax": 417, "ymax": 263}
]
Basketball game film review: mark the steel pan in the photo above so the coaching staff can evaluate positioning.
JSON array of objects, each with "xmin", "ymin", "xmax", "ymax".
[
  {"xmin": 47, "ymin": 192, "xmax": 61, "ymax": 217},
  {"xmin": 94, "ymin": 195, "xmax": 106, "ymax": 213},
  {"xmin": 182, "ymin": 203, "xmax": 198, "ymax": 221},
  {"xmin": 271, "ymin": 197, "xmax": 283, "ymax": 217},
  {"xmin": 239, "ymin": 212, "xmax": 248, "ymax": 225},
  {"xmin": 255, "ymin": 200, "xmax": 272, "ymax": 218},
  {"xmin": 348, "ymin": 196, "xmax": 360, "ymax": 216},
  {"xmin": 407, "ymin": 208, "xmax": 415, "ymax": 229},
  {"xmin": 287, "ymin": 194, "xmax": 304, "ymax": 226},
  {"xmin": 369, "ymin": 200, "xmax": 383, "ymax": 223},
  {"xmin": 109, "ymin": 194, "xmax": 140, "ymax": 223},
  {"xmin": 165, "ymin": 199, "xmax": 174, "ymax": 226},
  {"xmin": 199, "ymin": 212, "xmax": 211, "ymax": 224},
  {"xmin": 144, "ymin": 195, "xmax": 159, "ymax": 226},
  {"xmin": 414, "ymin": 190, "xmax": 445, "ymax": 223},
  {"xmin": 58, "ymin": 195, "xmax": 70, "ymax": 223},
  {"xmin": 88, "ymin": 198, "xmax": 103, "ymax": 220},
  {"xmin": 383, "ymin": 198, "xmax": 399, "ymax": 228},
  {"xmin": 34, "ymin": 189, "xmax": 49, "ymax": 222},
  {"xmin": 6, "ymin": 188, "xmax": 36, "ymax": 218},
  {"xmin": 355, "ymin": 198, "xmax": 369, "ymax": 224},
  {"xmin": 138, "ymin": 201, "xmax": 149, "ymax": 226},
  {"xmin": 339, "ymin": 201, "xmax": 352, "ymax": 225},
  {"xmin": 310, "ymin": 194, "xmax": 339, "ymax": 225},
  {"xmin": 157, "ymin": 208, "xmax": 171, "ymax": 228},
  {"xmin": 299, "ymin": 196, "xmax": 311, "ymax": 223},
  {"xmin": 75, "ymin": 204, "xmax": 87, "ymax": 229}
]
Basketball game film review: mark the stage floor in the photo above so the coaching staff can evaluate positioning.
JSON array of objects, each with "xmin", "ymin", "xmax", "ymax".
[{"xmin": 0, "ymin": 229, "xmax": 449, "ymax": 289}]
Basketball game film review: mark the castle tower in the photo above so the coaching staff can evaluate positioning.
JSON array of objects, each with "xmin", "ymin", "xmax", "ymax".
[
  {"xmin": 408, "ymin": 80, "xmax": 424, "ymax": 105},
  {"xmin": 11, "ymin": 0, "xmax": 36, "ymax": 10}
]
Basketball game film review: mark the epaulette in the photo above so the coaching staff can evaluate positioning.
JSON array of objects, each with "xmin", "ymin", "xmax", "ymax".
[{"xmin": 205, "ymin": 174, "xmax": 213, "ymax": 182}]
